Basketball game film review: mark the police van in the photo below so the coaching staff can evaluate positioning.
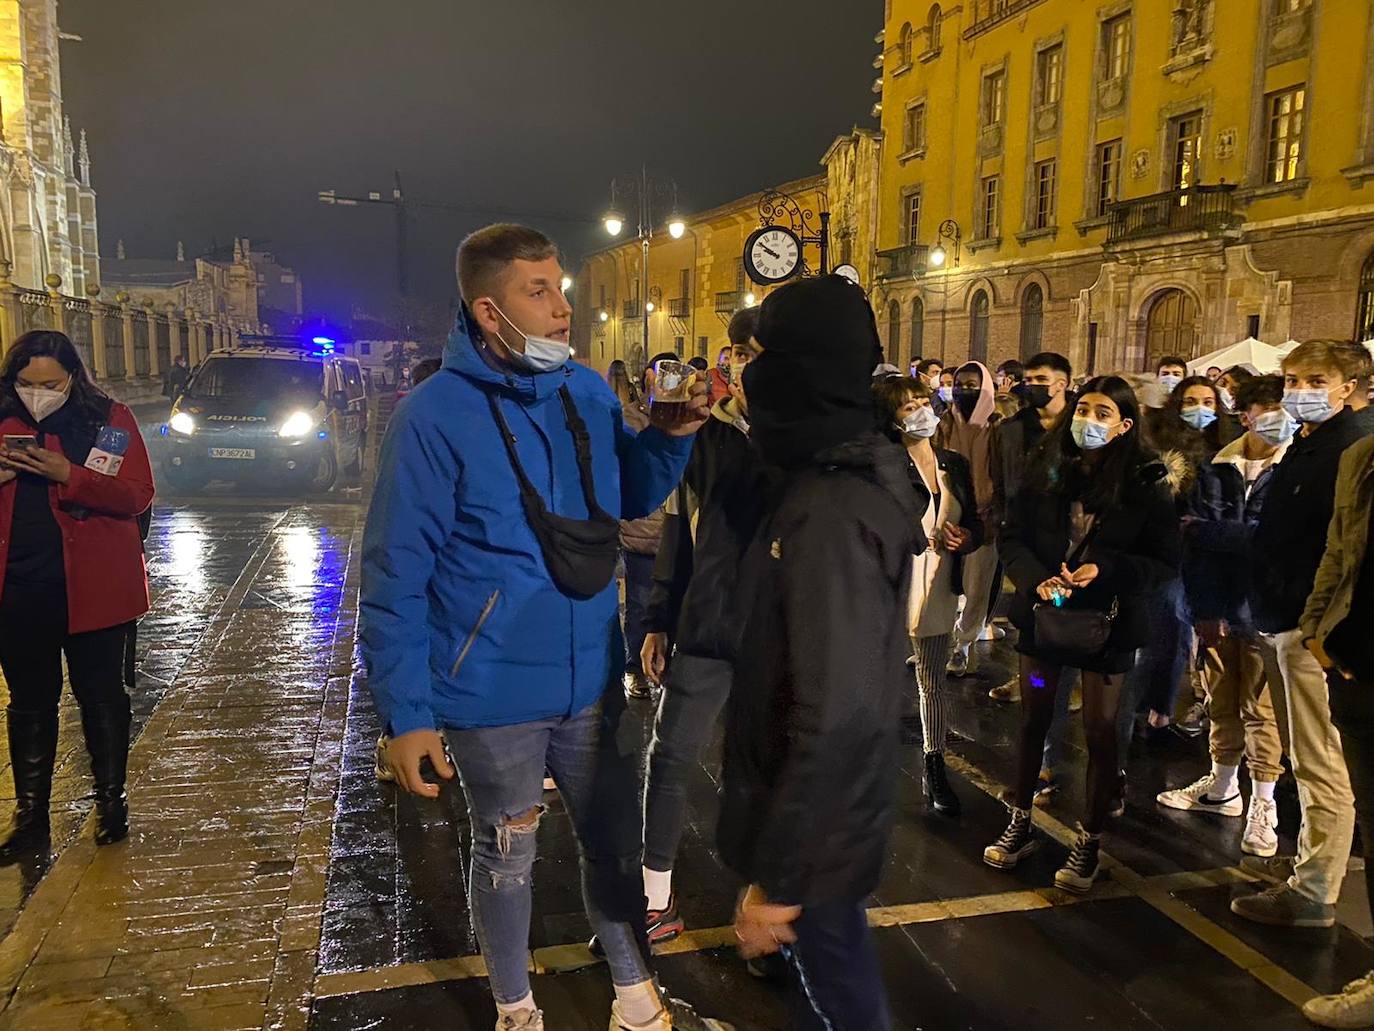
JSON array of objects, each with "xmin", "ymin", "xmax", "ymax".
[{"xmin": 161, "ymin": 337, "xmax": 369, "ymax": 492}]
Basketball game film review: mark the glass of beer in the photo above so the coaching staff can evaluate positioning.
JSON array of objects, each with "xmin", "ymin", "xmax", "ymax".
[{"xmin": 650, "ymin": 359, "xmax": 695, "ymax": 415}]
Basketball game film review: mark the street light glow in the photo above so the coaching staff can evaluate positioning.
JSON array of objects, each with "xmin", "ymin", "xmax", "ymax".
[
  {"xmin": 560, "ymin": 275, "xmax": 573, "ymax": 292},
  {"xmin": 929, "ymin": 245, "xmax": 947, "ymax": 268},
  {"xmin": 744, "ymin": 292, "xmax": 756, "ymax": 306},
  {"xmin": 604, "ymin": 215, "xmax": 624, "ymax": 236},
  {"xmin": 599, "ymin": 310, "xmax": 609, "ymax": 322},
  {"xmin": 668, "ymin": 219, "xmax": 686, "ymax": 239},
  {"xmin": 645, "ymin": 301, "xmax": 656, "ymax": 313}
]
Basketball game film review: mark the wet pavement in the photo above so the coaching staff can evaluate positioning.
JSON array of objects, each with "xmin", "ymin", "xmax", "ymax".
[{"xmin": 0, "ymin": 414, "xmax": 1371, "ymax": 1029}]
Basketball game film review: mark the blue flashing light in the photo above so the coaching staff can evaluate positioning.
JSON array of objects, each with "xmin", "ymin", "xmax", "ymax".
[
  {"xmin": 311, "ymin": 336, "xmax": 336, "ymax": 346},
  {"xmin": 159, "ymin": 424, "xmax": 168, "ymax": 437},
  {"xmin": 317, "ymin": 430, "xmax": 329, "ymax": 440}
]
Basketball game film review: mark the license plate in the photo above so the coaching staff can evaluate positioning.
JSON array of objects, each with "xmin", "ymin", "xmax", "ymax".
[{"xmin": 208, "ymin": 447, "xmax": 255, "ymax": 460}]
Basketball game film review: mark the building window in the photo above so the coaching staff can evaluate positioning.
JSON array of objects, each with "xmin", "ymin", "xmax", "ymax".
[
  {"xmin": 982, "ymin": 70, "xmax": 1006, "ymax": 127},
  {"xmin": 980, "ymin": 175, "xmax": 1001, "ymax": 238},
  {"xmin": 1033, "ymin": 159, "xmax": 1057, "ymax": 229},
  {"xmin": 970, "ymin": 290, "xmax": 990, "ymax": 363},
  {"xmin": 679, "ymin": 268, "xmax": 691, "ymax": 300},
  {"xmin": 1265, "ymin": 86, "xmax": 1305, "ymax": 184},
  {"xmin": 1036, "ymin": 45, "xmax": 1063, "ymax": 107},
  {"xmin": 1020, "ymin": 284, "xmax": 1044, "ymax": 360},
  {"xmin": 360, "ymin": 342, "xmax": 371, "ymax": 356},
  {"xmin": 904, "ymin": 102, "xmax": 927, "ymax": 153},
  {"xmin": 899, "ymin": 22, "xmax": 913, "ymax": 66},
  {"xmin": 1094, "ymin": 139, "xmax": 1122, "ymax": 217},
  {"xmin": 1356, "ymin": 251, "xmax": 1374, "ymax": 342},
  {"xmin": 887, "ymin": 299, "xmax": 902, "ymax": 357},
  {"xmin": 910, "ymin": 297, "xmax": 925, "ymax": 357},
  {"xmin": 1169, "ymin": 111, "xmax": 1204, "ymax": 191},
  {"xmin": 1101, "ymin": 14, "xmax": 1131, "ymax": 81},
  {"xmin": 673, "ymin": 336, "xmax": 685, "ymax": 356},
  {"xmin": 698, "ymin": 335, "xmax": 709, "ymax": 357},
  {"xmin": 927, "ymin": 4, "xmax": 943, "ymax": 52},
  {"xmin": 1172, "ymin": 0, "xmax": 1212, "ymax": 55},
  {"xmin": 905, "ymin": 191, "xmax": 922, "ymax": 245}
]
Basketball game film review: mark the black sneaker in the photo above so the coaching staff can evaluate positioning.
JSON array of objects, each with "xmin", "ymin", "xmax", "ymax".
[
  {"xmin": 924, "ymin": 751, "xmax": 961, "ymax": 816},
  {"xmin": 983, "ymin": 805, "xmax": 1038, "ymax": 869},
  {"xmin": 1109, "ymin": 769, "xmax": 1127, "ymax": 819},
  {"xmin": 588, "ymin": 894, "xmax": 685, "ymax": 958},
  {"xmin": 1054, "ymin": 825, "xmax": 1102, "ymax": 894}
]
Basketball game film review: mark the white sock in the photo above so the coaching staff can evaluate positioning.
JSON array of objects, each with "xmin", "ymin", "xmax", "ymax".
[
  {"xmin": 643, "ymin": 866, "xmax": 673, "ymax": 912},
  {"xmin": 1210, "ymin": 762, "xmax": 1240, "ymax": 798},
  {"xmin": 496, "ymin": 991, "xmax": 536, "ymax": 1016},
  {"xmin": 614, "ymin": 980, "xmax": 663, "ymax": 1024},
  {"xmin": 1253, "ymin": 779, "xmax": 1277, "ymax": 802}
]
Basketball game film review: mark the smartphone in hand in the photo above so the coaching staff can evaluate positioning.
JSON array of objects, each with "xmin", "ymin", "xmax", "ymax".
[{"xmin": 2, "ymin": 435, "xmax": 38, "ymax": 451}]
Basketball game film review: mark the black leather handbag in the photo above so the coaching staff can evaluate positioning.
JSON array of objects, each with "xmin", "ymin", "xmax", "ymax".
[{"xmin": 1031, "ymin": 515, "xmax": 1118, "ymax": 659}]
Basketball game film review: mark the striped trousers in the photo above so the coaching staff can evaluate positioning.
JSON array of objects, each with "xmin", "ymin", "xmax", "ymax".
[{"xmin": 912, "ymin": 633, "xmax": 952, "ymax": 755}]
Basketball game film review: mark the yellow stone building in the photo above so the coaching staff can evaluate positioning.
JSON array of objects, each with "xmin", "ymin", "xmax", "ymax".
[
  {"xmin": 571, "ymin": 175, "xmax": 827, "ymax": 378},
  {"xmin": 0, "ymin": 0, "xmax": 100, "ymax": 295},
  {"xmin": 872, "ymin": 0, "xmax": 1374, "ymax": 374}
]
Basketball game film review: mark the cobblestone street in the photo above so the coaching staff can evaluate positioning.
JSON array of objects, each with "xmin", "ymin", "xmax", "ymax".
[{"xmin": 0, "ymin": 442, "xmax": 1371, "ymax": 1030}]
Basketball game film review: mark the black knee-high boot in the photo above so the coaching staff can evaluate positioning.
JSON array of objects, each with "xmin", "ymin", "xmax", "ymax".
[
  {"xmin": 80, "ymin": 698, "xmax": 131, "ymax": 845},
  {"xmin": 0, "ymin": 707, "xmax": 59, "ymax": 861}
]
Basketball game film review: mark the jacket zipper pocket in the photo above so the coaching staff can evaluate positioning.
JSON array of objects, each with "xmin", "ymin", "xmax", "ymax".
[{"xmin": 451, "ymin": 590, "xmax": 500, "ymax": 678}]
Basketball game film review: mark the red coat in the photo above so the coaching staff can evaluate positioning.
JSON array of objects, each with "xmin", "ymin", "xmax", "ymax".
[{"xmin": 0, "ymin": 402, "xmax": 154, "ymax": 633}]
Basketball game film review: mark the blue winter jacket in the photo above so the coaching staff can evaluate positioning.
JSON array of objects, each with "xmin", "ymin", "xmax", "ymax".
[{"xmin": 359, "ymin": 311, "xmax": 693, "ymax": 733}]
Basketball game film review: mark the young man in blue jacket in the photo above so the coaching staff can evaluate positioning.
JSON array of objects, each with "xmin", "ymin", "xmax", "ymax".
[{"xmin": 360, "ymin": 224, "xmax": 727, "ymax": 1031}]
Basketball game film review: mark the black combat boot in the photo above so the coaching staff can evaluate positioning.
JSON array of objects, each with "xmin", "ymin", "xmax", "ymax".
[
  {"xmin": 80, "ymin": 698, "xmax": 131, "ymax": 845},
  {"xmin": 924, "ymin": 751, "xmax": 962, "ymax": 816},
  {"xmin": 0, "ymin": 707, "xmax": 58, "ymax": 862}
]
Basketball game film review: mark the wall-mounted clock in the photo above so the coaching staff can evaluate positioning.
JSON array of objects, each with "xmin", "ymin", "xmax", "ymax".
[
  {"xmin": 744, "ymin": 226, "xmax": 802, "ymax": 285},
  {"xmin": 833, "ymin": 263, "xmax": 861, "ymax": 287}
]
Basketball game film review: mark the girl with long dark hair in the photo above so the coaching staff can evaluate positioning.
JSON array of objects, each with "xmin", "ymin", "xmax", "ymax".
[
  {"xmin": 0, "ymin": 330, "xmax": 154, "ymax": 859},
  {"xmin": 983, "ymin": 376, "xmax": 1180, "ymax": 893}
]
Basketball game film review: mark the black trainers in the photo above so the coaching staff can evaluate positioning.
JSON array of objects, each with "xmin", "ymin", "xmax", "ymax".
[
  {"xmin": 924, "ymin": 751, "xmax": 961, "ymax": 816},
  {"xmin": 983, "ymin": 805, "xmax": 1038, "ymax": 869},
  {"xmin": 1054, "ymin": 825, "xmax": 1102, "ymax": 894}
]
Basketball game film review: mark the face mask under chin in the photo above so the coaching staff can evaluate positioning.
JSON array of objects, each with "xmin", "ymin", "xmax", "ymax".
[{"xmin": 487, "ymin": 301, "xmax": 569, "ymax": 373}]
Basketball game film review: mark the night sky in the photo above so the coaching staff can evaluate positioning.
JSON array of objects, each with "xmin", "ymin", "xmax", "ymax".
[{"xmin": 60, "ymin": 1, "xmax": 881, "ymax": 322}]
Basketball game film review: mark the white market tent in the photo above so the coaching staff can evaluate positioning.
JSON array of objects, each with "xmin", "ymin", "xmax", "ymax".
[{"xmin": 1187, "ymin": 337, "xmax": 1285, "ymax": 375}]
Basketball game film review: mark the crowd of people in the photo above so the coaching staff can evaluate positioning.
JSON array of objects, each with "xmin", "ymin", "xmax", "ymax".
[{"xmin": 363, "ymin": 220, "xmax": 1373, "ymax": 1029}]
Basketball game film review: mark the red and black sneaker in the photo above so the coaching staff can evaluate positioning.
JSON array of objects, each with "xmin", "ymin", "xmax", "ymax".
[{"xmin": 588, "ymin": 895, "xmax": 686, "ymax": 958}]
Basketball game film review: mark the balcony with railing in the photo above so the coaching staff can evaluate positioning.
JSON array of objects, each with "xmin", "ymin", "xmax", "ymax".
[
  {"xmin": 714, "ymin": 290, "xmax": 744, "ymax": 314},
  {"xmin": 667, "ymin": 297, "xmax": 690, "ymax": 318},
  {"xmin": 622, "ymin": 298, "xmax": 642, "ymax": 319},
  {"xmin": 875, "ymin": 243, "xmax": 929, "ymax": 281},
  {"xmin": 1105, "ymin": 184, "xmax": 1242, "ymax": 245},
  {"xmin": 964, "ymin": 0, "xmax": 1047, "ymax": 39}
]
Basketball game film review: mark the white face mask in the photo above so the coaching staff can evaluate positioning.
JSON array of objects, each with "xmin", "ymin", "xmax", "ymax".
[
  {"xmin": 898, "ymin": 406, "xmax": 940, "ymax": 440},
  {"xmin": 487, "ymin": 301, "xmax": 569, "ymax": 373},
  {"xmin": 17, "ymin": 378, "xmax": 72, "ymax": 423}
]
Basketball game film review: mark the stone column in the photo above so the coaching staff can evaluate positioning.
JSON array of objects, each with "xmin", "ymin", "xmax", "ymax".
[
  {"xmin": 117, "ymin": 292, "xmax": 136, "ymax": 381},
  {"xmin": 164, "ymin": 303, "xmax": 180, "ymax": 362},
  {"xmin": 88, "ymin": 284, "xmax": 107, "ymax": 379},
  {"xmin": 186, "ymin": 307, "xmax": 202, "ymax": 365},
  {"xmin": 0, "ymin": 260, "xmax": 19, "ymax": 355},
  {"xmin": 46, "ymin": 274, "xmax": 66, "ymax": 335},
  {"xmin": 144, "ymin": 302, "xmax": 161, "ymax": 379}
]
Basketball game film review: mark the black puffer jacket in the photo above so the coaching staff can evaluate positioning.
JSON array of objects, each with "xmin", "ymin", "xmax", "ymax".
[
  {"xmin": 718, "ymin": 432, "xmax": 918, "ymax": 906},
  {"xmin": 999, "ymin": 459, "xmax": 1181, "ymax": 653}
]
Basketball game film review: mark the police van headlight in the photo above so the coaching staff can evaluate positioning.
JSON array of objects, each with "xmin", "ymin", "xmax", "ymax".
[
  {"xmin": 278, "ymin": 411, "xmax": 316, "ymax": 439},
  {"xmin": 168, "ymin": 412, "xmax": 196, "ymax": 436}
]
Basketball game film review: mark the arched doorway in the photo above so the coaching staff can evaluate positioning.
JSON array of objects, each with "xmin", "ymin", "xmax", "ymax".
[
  {"xmin": 910, "ymin": 297, "xmax": 925, "ymax": 360},
  {"xmin": 1019, "ymin": 283, "xmax": 1043, "ymax": 360},
  {"xmin": 969, "ymin": 290, "xmax": 990, "ymax": 364},
  {"xmin": 887, "ymin": 299, "xmax": 902, "ymax": 362},
  {"xmin": 1144, "ymin": 288, "xmax": 1198, "ymax": 371}
]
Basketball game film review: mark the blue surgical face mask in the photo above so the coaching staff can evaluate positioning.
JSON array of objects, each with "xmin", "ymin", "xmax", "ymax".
[
  {"xmin": 1180, "ymin": 405, "xmax": 1218, "ymax": 431},
  {"xmin": 1071, "ymin": 416, "xmax": 1116, "ymax": 451},
  {"xmin": 1158, "ymin": 373, "xmax": 1183, "ymax": 393},
  {"xmin": 1282, "ymin": 387, "xmax": 1339, "ymax": 425},
  {"xmin": 488, "ymin": 301, "xmax": 570, "ymax": 373},
  {"xmin": 1251, "ymin": 408, "xmax": 1298, "ymax": 447},
  {"xmin": 937, "ymin": 385, "xmax": 954, "ymax": 403},
  {"xmin": 898, "ymin": 406, "xmax": 940, "ymax": 440}
]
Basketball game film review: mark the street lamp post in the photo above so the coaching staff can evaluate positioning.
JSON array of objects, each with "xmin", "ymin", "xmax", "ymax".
[
  {"xmin": 603, "ymin": 167, "xmax": 684, "ymax": 373},
  {"xmin": 928, "ymin": 219, "xmax": 962, "ymax": 362}
]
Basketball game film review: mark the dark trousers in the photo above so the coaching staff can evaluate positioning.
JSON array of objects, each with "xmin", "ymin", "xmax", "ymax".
[
  {"xmin": 621, "ymin": 551, "xmax": 656, "ymax": 674},
  {"xmin": 643, "ymin": 653, "xmax": 733, "ymax": 871},
  {"xmin": 1328, "ymin": 671, "xmax": 1374, "ymax": 927},
  {"xmin": 0, "ymin": 587, "xmax": 130, "ymax": 712},
  {"xmin": 786, "ymin": 899, "xmax": 892, "ymax": 1031}
]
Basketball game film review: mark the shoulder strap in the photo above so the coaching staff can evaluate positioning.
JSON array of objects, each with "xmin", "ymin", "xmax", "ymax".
[
  {"xmin": 486, "ymin": 392, "xmax": 546, "ymax": 513},
  {"xmin": 486, "ymin": 387, "xmax": 611, "ymax": 521}
]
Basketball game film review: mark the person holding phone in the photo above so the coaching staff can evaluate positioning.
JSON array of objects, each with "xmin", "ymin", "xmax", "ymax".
[{"xmin": 0, "ymin": 330, "xmax": 154, "ymax": 860}]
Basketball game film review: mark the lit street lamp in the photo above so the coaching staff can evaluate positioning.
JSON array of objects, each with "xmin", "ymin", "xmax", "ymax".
[
  {"xmin": 931, "ymin": 219, "xmax": 962, "ymax": 360},
  {"xmin": 602, "ymin": 168, "xmax": 684, "ymax": 370},
  {"xmin": 560, "ymin": 275, "xmax": 573, "ymax": 293}
]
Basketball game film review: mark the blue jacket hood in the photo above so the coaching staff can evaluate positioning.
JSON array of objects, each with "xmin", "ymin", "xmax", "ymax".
[{"xmin": 443, "ymin": 303, "xmax": 565, "ymax": 403}]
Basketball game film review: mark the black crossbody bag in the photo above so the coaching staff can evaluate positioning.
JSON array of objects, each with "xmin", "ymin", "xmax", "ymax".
[
  {"xmin": 1032, "ymin": 514, "xmax": 1119, "ymax": 658},
  {"xmin": 487, "ymin": 387, "xmax": 620, "ymax": 600}
]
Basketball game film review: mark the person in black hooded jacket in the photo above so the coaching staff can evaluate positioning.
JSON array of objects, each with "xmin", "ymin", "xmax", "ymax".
[
  {"xmin": 722, "ymin": 275, "xmax": 918, "ymax": 1031},
  {"xmin": 985, "ymin": 376, "xmax": 1180, "ymax": 895}
]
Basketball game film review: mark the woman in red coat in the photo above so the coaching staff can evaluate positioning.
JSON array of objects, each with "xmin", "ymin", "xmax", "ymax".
[{"xmin": 0, "ymin": 330, "xmax": 154, "ymax": 859}]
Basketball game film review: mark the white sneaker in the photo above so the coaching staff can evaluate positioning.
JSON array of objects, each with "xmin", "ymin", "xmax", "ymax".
[
  {"xmin": 1155, "ymin": 773, "xmax": 1243, "ymax": 817},
  {"xmin": 978, "ymin": 623, "xmax": 1007, "ymax": 641},
  {"xmin": 497, "ymin": 1010, "xmax": 545, "ymax": 1030},
  {"xmin": 375, "ymin": 735, "xmax": 395, "ymax": 782},
  {"xmin": 609, "ymin": 996, "xmax": 734, "ymax": 1030},
  {"xmin": 1241, "ymin": 796, "xmax": 1279, "ymax": 858},
  {"xmin": 1303, "ymin": 971, "xmax": 1374, "ymax": 1029}
]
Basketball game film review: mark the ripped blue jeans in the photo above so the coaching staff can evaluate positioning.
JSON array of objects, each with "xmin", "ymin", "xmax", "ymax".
[{"xmin": 444, "ymin": 691, "xmax": 652, "ymax": 1005}]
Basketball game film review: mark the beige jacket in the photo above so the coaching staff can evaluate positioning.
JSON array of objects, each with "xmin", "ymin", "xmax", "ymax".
[{"xmin": 1300, "ymin": 435, "xmax": 1374, "ymax": 649}]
